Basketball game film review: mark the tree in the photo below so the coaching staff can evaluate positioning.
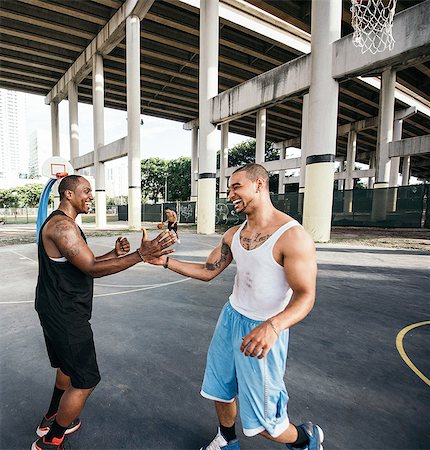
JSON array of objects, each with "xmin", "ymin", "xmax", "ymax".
[
  {"xmin": 19, "ymin": 184, "xmax": 46, "ymax": 207},
  {"xmin": 0, "ymin": 184, "xmax": 49, "ymax": 208},
  {"xmin": 167, "ymin": 157, "xmax": 191, "ymax": 201},
  {"xmin": 227, "ymin": 139, "xmax": 278, "ymax": 167},
  {"xmin": 140, "ymin": 158, "xmax": 168, "ymax": 203}
]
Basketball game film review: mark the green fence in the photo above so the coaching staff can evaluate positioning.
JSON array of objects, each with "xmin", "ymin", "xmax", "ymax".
[{"xmin": 118, "ymin": 184, "xmax": 429, "ymax": 229}]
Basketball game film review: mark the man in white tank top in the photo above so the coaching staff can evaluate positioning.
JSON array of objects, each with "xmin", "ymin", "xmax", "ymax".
[{"xmin": 149, "ymin": 164, "xmax": 323, "ymax": 450}]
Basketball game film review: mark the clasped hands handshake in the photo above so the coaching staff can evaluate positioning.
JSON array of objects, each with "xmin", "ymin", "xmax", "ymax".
[{"xmin": 114, "ymin": 228, "xmax": 177, "ymax": 263}]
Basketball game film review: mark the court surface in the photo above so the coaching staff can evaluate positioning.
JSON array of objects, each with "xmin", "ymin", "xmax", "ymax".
[{"xmin": 0, "ymin": 230, "xmax": 429, "ymax": 450}]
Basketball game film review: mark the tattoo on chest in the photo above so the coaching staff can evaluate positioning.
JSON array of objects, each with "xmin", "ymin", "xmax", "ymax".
[
  {"xmin": 240, "ymin": 232, "xmax": 271, "ymax": 250},
  {"xmin": 205, "ymin": 240, "xmax": 232, "ymax": 271}
]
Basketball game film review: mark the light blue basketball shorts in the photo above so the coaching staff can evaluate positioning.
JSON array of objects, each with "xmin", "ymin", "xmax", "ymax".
[{"xmin": 201, "ymin": 302, "xmax": 290, "ymax": 437}]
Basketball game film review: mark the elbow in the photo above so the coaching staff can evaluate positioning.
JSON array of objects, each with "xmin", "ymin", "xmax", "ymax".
[{"xmin": 201, "ymin": 272, "xmax": 215, "ymax": 282}]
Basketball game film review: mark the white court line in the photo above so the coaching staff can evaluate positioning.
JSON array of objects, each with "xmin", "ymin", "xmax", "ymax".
[
  {"xmin": 94, "ymin": 277, "xmax": 191, "ymax": 297},
  {"xmin": 7, "ymin": 249, "xmax": 37, "ymax": 263},
  {"xmin": 0, "ymin": 278, "xmax": 192, "ymax": 304},
  {"xmin": 96, "ymin": 282, "xmax": 158, "ymax": 288}
]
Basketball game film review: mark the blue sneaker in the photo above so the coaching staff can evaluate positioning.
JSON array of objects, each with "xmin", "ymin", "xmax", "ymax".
[
  {"xmin": 286, "ymin": 422, "xmax": 324, "ymax": 450},
  {"xmin": 200, "ymin": 428, "xmax": 240, "ymax": 450}
]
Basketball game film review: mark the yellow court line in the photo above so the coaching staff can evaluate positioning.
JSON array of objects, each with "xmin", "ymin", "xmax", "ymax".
[{"xmin": 396, "ymin": 321, "xmax": 430, "ymax": 387}]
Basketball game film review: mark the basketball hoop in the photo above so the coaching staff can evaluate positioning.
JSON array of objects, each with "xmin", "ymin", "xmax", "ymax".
[{"xmin": 350, "ymin": 0, "xmax": 397, "ymax": 54}]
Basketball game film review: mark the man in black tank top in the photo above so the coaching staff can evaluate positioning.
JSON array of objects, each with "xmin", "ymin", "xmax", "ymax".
[{"xmin": 32, "ymin": 175, "xmax": 177, "ymax": 450}]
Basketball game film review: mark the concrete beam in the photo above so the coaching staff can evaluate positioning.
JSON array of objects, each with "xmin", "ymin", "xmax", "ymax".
[
  {"xmin": 272, "ymin": 137, "xmax": 301, "ymax": 149},
  {"xmin": 183, "ymin": 117, "xmax": 199, "ymax": 130},
  {"xmin": 284, "ymin": 176, "xmax": 300, "ymax": 184},
  {"xmin": 72, "ymin": 152, "xmax": 94, "ymax": 171},
  {"xmin": 388, "ymin": 134, "xmax": 430, "ymax": 157},
  {"xmin": 71, "ymin": 136, "xmax": 128, "ymax": 170},
  {"xmin": 45, "ymin": 0, "xmax": 154, "ymax": 104},
  {"xmin": 333, "ymin": 1, "xmax": 430, "ymax": 79},
  {"xmin": 338, "ymin": 106, "xmax": 417, "ymax": 136},
  {"xmin": 225, "ymin": 157, "xmax": 301, "ymax": 176},
  {"xmin": 335, "ymin": 168, "xmax": 376, "ymax": 180},
  {"xmin": 210, "ymin": 54, "xmax": 311, "ymax": 124}
]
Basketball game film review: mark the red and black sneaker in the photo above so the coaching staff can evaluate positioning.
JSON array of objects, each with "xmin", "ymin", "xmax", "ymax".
[
  {"xmin": 31, "ymin": 436, "xmax": 65, "ymax": 450},
  {"xmin": 36, "ymin": 415, "xmax": 81, "ymax": 437}
]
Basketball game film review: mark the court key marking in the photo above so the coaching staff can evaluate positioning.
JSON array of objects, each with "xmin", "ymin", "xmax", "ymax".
[{"xmin": 396, "ymin": 321, "xmax": 430, "ymax": 387}]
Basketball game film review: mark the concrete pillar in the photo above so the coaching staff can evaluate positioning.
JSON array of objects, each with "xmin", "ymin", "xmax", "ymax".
[
  {"xmin": 372, "ymin": 68, "xmax": 396, "ymax": 221},
  {"xmin": 50, "ymin": 101, "xmax": 60, "ymax": 208},
  {"xmin": 343, "ymin": 130, "xmax": 357, "ymax": 213},
  {"xmin": 68, "ymin": 82, "xmax": 79, "ymax": 162},
  {"xmin": 298, "ymin": 94, "xmax": 309, "ymax": 215},
  {"xmin": 219, "ymin": 123, "xmax": 229, "ymax": 199},
  {"xmin": 368, "ymin": 152, "xmax": 375, "ymax": 188},
  {"xmin": 278, "ymin": 145, "xmax": 286, "ymax": 194},
  {"xmin": 302, "ymin": 0, "xmax": 342, "ymax": 242},
  {"xmin": 256, "ymin": 109, "xmax": 266, "ymax": 164},
  {"xmin": 337, "ymin": 158, "xmax": 345, "ymax": 191},
  {"xmin": 388, "ymin": 119, "xmax": 403, "ymax": 211},
  {"xmin": 402, "ymin": 156, "xmax": 411, "ymax": 186},
  {"xmin": 93, "ymin": 53, "xmax": 106, "ymax": 228},
  {"xmin": 126, "ymin": 15, "xmax": 142, "ymax": 230},
  {"xmin": 50, "ymin": 101, "xmax": 60, "ymax": 157},
  {"xmin": 197, "ymin": 0, "xmax": 219, "ymax": 234},
  {"xmin": 191, "ymin": 126, "xmax": 199, "ymax": 201}
]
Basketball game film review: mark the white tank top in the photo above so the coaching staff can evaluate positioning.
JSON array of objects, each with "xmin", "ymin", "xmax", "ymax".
[{"xmin": 229, "ymin": 220, "xmax": 301, "ymax": 321}]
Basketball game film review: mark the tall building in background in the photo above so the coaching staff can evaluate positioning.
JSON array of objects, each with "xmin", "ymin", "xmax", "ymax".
[
  {"xmin": 28, "ymin": 129, "xmax": 51, "ymax": 178},
  {"xmin": 0, "ymin": 89, "xmax": 28, "ymax": 185}
]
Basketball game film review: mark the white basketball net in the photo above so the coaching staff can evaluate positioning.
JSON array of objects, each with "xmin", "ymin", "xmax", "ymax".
[{"xmin": 350, "ymin": 0, "xmax": 397, "ymax": 54}]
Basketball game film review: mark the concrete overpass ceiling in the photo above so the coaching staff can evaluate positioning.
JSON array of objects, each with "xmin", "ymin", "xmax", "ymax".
[{"xmin": 0, "ymin": 0, "xmax": 429, "ymax": 179}]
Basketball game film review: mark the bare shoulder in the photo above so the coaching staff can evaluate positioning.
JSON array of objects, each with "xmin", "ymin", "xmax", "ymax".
[
  {"xmin": 42, "ymin": 214, "xmax": 86, "ymax": 259},
  {"xmin": 222, "ymin": 224, "xmax": 241, "ymax": 247},
  {"xmin": 281, "ymin": 223, "xmax": 315, "ymax": 256},
  {"xmin": 45, "ymin": 214, "xmax": 76, "ymax": 235}
]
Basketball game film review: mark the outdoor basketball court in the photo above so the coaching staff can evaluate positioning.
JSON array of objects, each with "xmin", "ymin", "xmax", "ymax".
[{"xmin": 0, "ymin": 230, "xmax": 429, "ymax": 449}]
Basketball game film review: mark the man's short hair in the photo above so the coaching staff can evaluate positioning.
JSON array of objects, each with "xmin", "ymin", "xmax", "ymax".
[
  {"xmin": 58, "ymin": 175, "xmax": 83, "ymax": 200},
  {"xmin": 232, "ymin": 163, "xmax": 269, "ymax": 186}
]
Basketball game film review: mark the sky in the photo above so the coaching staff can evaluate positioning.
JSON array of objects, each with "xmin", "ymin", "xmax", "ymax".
[{"xmin": 24, "ymin": 92, "xmax": 248, "ymax": 162}]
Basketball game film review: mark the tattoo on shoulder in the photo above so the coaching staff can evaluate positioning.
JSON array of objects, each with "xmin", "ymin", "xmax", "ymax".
[
  {"xmin": 54, "ymin": 220, "xmax": 82, "ymax": 259},
  {"xmin": 205, "ymin": 239, "xmax": 232, "ymax": 271}
]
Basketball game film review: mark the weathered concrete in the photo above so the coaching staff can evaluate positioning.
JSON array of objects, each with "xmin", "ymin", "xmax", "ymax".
[
  {"xmin": 389, "ymin": 134, "xmax": 430, "ymax": 158},
  {"xmin": 333, "ymin": 0, "xmax": 430, "ymax": 79},
  {"xmin": 45, "ymin": 0, "xmax": 155, "ymax": 104},
  {"xmin": 210, "ymin": 54, "xmax": 311, "ymax": 124}
]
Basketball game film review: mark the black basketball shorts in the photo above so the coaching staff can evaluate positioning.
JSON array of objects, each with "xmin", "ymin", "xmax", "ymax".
[{"xmin": 42, "ymin": 325, "xmax": 101, "ymax": 389}]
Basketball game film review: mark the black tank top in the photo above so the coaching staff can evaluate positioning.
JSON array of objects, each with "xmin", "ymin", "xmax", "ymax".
[{"xmin": 35, "ymin": 210, "xmax": 94, "ymax": 342}]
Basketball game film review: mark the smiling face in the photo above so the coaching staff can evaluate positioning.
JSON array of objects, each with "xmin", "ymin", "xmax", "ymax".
[
  {"xmin": 228, "ymin": 170, "xmax": 259, "ymax": 214},
  {"xmin": 65, "ymin": 178, "xmax": 94, "ymax": 215}
]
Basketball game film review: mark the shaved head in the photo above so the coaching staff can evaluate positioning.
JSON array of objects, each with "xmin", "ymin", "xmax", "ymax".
[
  {"xmin": 58, "ymin": 175, "xmax": 84, "ymax": 200},
  {"xmin": 232, "ymin": 163, "xmax": 269, "ymax": 187}
]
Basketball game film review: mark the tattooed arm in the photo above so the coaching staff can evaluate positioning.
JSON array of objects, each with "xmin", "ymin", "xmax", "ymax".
[
  {"xmin": 147, "ymin": 226, "xmax": 237, "ymax": 281},
  {"xmin": 43, "ymin": 216, "xmax": 176, "ymax": 278}
]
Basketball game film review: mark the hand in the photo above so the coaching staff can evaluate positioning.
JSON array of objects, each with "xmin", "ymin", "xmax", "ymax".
[
  {"xmin": 115, "ymin": 237, "xmax": 130, "ymax": 256},
  {"xmin": 145, "ymin": 254, "xmax": 167, "ymax": 266},
  {"xmin": 139, "ymin": 228, "xmax": 176, "ymax": 261},
  {"xmin": 240, "ymin": 321, "xmax": 279, "ymax": 359}
]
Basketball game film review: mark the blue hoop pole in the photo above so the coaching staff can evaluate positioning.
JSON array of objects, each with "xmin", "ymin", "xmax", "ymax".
[{"xmin": 36, "ymin": 178, "xmax": 57, "ymax": 244}]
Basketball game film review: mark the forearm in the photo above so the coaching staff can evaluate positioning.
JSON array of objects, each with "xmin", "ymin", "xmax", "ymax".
[
  {"xmin": 270, "ymin": 291, "xmax": 315, "ymax": 331},
  {"xmin": 165, "ymin": 258, "xmax": 215, "ymax": 281},
  {"xmin": 88, "ymin": 250, "xmax": 143, "ymax": 278},
  {"xmin": 95, "ymin": 249, "xmax": 117, "ymax": 261}
]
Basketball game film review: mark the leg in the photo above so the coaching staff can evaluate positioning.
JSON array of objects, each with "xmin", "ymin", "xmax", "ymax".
[
  {"xmin": 55, "ymin": 386, "xmax": 95, "ymax": 427},
  {"xmin": 55, "ymin": 368, "xmax": 71, "ymax": 390},
  {"xmin": 215, "ymin": 400, "xmax": 237, "ymax": 427},
  {"xmin": 261, "ymin": 422, "xmax": 324, "ymax": 449},
  {"xmin": 259, "ymin": 424, "xmax": 298, "ymax": 443}
]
